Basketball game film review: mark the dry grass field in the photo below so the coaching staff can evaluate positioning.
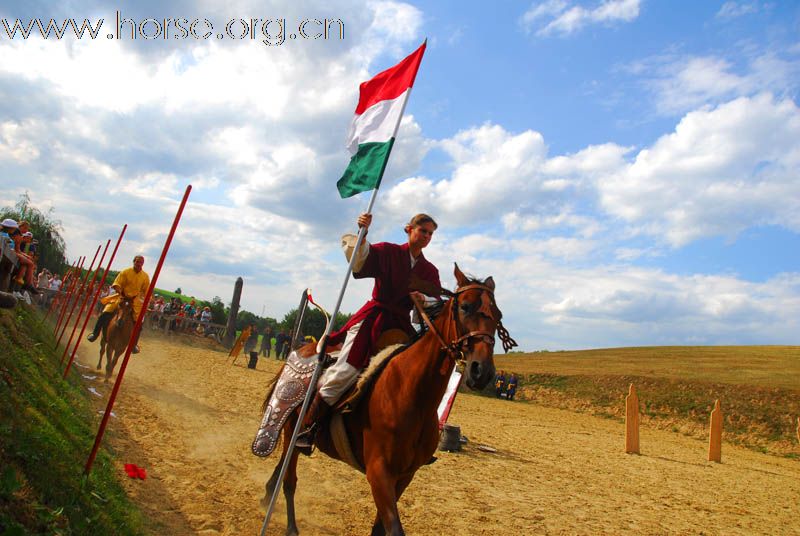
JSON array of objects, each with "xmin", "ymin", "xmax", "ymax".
[
  {"xmin": 496, "ymin": 346, "xmax": 800, "ymax": 388},
  {"xmin": 494, "ymin": 346, "xmax": 800, "ymax": 456}
]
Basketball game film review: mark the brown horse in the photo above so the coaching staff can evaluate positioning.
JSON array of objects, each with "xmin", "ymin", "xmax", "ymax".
[
  {"xmin": 261, "ymin": 265, "xmax": 515, "ymax": 535},
  {"xmin": 96, "ymin": 296, "xmax": 136, "ymax": 383}
]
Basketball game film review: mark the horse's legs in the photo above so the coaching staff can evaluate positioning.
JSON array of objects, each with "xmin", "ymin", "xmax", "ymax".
[
  {"xmin": 261, "ymin": 420, "xmax": 301, "ymax": 536},
  {"xmin": 105, "ymin": 348, "xmax": 118, "ymax": 383},
  {"xmin": 366, "ymin": 463, "xmax": 404, "ymax": 536},
  {"xmin": 97, "ymin": 339, "xmax": 105, "ymax": 370},
  {"xmin": 369, "ymin": 473, "xmax": 413, "ymax": 536},
  {"xmin": 370, "ymin": 515, "xmax": 386, "ymax": 536}
]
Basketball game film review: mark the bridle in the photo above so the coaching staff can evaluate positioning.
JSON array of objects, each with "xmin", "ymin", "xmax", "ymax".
[{"xmin": 411, "ymin": 282, "xmax": 517, "ymax": 370}]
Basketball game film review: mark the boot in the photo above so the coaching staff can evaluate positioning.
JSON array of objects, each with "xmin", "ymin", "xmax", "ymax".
[{"xmin": 295, "ymin": 393, "xmax": 331, "ymax": 453}]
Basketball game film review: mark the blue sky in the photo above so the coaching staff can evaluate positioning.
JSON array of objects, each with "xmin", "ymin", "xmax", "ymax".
[{"xmin": 1, "ymin": 0, "xmax": 799, "ymax": 350}]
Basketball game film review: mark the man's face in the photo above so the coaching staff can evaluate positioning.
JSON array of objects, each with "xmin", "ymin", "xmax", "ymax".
[
  {"xmin": 407, "ymin": 221, "xmax": 436, "ymax": 251},
  {"xmin": 133, "ymin": 257, "xmax": 144, "ymax": 272}
]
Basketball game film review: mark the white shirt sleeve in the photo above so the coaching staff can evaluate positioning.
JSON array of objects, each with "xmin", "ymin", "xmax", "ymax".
[{"xmin": 341, "ymin": 233, "xmax": 370, "ymax": 273}]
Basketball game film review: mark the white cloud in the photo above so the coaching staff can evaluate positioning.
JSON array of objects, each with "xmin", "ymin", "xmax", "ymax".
[
  {"xmin": 0, "ymin": 121, "xmax": 40, "ymax": 162},
  {"xmin": 385, "ymin": 124, "xmax": 553, "ymax": 226},
  {"xmin": 637, "ymin": 50, "xmax": 800, "ymax": 116},
  {"xmin": 521, "ymin": 0, "xmax": 640, "ymax": 37},
  {"xmin": 716, "ymin": 1, "xmax": 760, "ymax": 19},
  {"xmin": 598, "ymin": 93, "xmax": 800, "ymax": 247}
]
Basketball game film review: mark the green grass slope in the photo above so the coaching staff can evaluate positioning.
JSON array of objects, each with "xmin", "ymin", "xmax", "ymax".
[{"xmin": 0, "ymin": 305, "xmax": 146, "ymax": 535}]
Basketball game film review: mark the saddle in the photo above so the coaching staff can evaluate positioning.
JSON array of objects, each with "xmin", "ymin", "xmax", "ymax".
[{"xmin": 250, "ymin": 340, "xmax": 407, "ymax": 461}]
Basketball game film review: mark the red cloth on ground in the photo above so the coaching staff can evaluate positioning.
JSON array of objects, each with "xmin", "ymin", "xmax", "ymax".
[
  {"xmin": 328, "ymin": 242, "xmax": 440, "ymax": 369},
  {"xmin": 124, "ymin": 463, "xmax": 147, "ymax": 479}
]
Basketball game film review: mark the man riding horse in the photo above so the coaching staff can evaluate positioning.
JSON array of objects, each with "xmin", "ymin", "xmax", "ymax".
[
  {"xmin": 295, "ymin": 212, "xmax": 442, "ymax": 449},
  {"xmin": 86, "ymin": 255, "xmax": 150, "ymax": 353}
]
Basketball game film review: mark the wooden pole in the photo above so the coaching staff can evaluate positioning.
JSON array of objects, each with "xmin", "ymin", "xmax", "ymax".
[
  {"xmin": 223, "ymin": 277, "xmax": 243, "ymax": 348},
  {"xmin": 795, "ymin": 417, "xmax": 799, "ymax": 444},
  {"xmin": 625, "ymin": 383, "xmax": 640, "ymax": 454},
  {"xmin": 60, "ymin": 242, "xmax": 109, "ymax": 364},
  {"xmin": 43, "ymin": 258, "xmax": 78, "ymax": 321},
  {"xmin": 708, "ymin": 399, "xmax": 722, "ymax": 463},
  {"xmin": 54, "ymin": 256, "xmax": 85, "ymax": 335},
  {"xmin": 56, "ymin": 246, "xmax": 101, "ymax": 347},
  {"xmin": 63, "ymin": 225, "xmax": 127, "ymax": 377},
  {"xmin": 85, "ymin": 186, "xmax": 191, "ymax": 475}
]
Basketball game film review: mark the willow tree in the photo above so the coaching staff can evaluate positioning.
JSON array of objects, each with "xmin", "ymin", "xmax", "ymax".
[{"xmin": 1, "ymin": 192, "xmax": 67, "ymax": 275}]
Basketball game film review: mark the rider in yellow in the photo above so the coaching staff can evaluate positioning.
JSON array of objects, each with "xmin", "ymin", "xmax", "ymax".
[{"xmin": 87, "ymin": 255, "xmax": 150, "ymax": 353}]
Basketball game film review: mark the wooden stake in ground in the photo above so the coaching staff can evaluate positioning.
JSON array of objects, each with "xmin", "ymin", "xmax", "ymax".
[
  {"xmin": 625, "ymin": 383, "xmax": 640, "ymax": 454},
  {"xmin": 708, "ymin": 399, "xmax": 722, "ymax": 463},
  {"xmin": 796, "ymin": 417, "xmax": 799, "ymax": 444}
]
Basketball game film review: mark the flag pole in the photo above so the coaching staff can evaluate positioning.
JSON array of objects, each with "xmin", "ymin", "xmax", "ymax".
[{"xmin": 260, "ymin": 41, "xmax": 425, "ymax": 535}]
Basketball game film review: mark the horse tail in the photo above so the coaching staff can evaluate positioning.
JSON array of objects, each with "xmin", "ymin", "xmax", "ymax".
[{"xmin": 261, "ymin": 363, "xmax": 286, "ymax": 413}]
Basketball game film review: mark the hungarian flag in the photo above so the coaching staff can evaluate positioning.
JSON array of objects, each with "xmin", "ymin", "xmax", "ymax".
[{"xmin": 337, "ymin": 41, "xmax": 427, "ymax": 198}]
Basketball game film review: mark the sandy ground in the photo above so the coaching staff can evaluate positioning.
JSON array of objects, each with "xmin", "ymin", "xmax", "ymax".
[{"xmin": 72, "ymin": 334, "xmax": 800, "ymax": 536}]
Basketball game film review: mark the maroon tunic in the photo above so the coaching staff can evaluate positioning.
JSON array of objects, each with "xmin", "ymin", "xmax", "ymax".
[{"xmin": 328, "ymin": 241, "xmax": 440, "ymax": 369}]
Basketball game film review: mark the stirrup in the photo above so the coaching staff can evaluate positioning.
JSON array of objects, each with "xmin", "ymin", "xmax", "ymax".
[{"xmin": 295, "ymin": 423, "xmax": 317, "ymax": 450}]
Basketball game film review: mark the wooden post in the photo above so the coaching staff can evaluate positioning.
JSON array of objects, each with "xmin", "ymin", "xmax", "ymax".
[
  {"xmin": 708, "ymin": 399, "xmax": 722, "ymax": 463},
  {"xmin": 223, "ymin": 277, "xmax": 243, "ymax": 348},
  {"xmin": 796, "ymin": 417, "xmax": 799, "ymax": 444},
  {"xmin": 625, "ymin": 383, "xmax": 640, "ymax": 454}
]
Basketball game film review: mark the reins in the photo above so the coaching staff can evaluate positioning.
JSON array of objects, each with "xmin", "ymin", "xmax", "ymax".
[{"xmin": 411, "ymin": 282, "xmax": 517, "ymax": 372}]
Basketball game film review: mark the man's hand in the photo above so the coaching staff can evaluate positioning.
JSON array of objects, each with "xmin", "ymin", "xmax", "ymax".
[
  {"xmin": 409, "ymin": 291, "xmax": 425, "ymax": 305},
  {"xmin": 357, "ymin": 213, "xmax": 372, "ymax": 230}
]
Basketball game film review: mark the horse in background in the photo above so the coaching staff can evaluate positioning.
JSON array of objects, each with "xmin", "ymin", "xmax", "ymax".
[
  {"xmin": 260, "ymin": 265, "xmax": 516, "ymax": 535},
  {"xmin": 97, "ymin": 295, "xmax": 136, "ymax": 383}
]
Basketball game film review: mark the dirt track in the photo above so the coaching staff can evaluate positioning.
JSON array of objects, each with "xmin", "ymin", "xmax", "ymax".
[{"xmin": 73, "ymin": 334, "xmax": 800, "ymax": 535}]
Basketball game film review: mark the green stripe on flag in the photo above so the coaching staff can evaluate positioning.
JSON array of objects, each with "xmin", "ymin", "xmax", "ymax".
[{"xmin": 336, "ymin": 139, "xmax": 395, "ymax": 199}]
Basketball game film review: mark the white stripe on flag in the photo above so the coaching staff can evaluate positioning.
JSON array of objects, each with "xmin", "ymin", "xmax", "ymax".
[{"xmin": 345, "ymin": 89, "xmax": 409, "ymax": 154}]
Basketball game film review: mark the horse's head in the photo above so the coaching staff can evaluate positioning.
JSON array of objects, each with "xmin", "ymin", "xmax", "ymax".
[
  {"xmin": 445, "ymin": 264, "xmax": 517, "ymax": 390},
  {"xmin": 115, "ymin": 295, "xmax": 136, "ymax": 327}
]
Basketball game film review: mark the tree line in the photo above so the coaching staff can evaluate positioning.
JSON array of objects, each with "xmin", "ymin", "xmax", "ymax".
[{"xmin": 3, "ymin": 194, "xmax": 351, "ymax": 339}]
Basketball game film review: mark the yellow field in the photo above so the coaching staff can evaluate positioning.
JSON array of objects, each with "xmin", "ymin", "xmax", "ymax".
[{"xmin": 495, "ymin": 345, "xmax": 800, "ymax": 390}]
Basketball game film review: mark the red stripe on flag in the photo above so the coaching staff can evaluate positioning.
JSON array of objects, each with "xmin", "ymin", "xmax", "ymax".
[{"xmin": 354, "ymin": 41, "xmax": 426, "ymax": 115}]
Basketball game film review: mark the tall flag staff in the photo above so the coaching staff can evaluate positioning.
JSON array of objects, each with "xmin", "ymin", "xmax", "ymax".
[{"xmin": 260, "ymin": 39, "xmax": 428, "ymax": 535}]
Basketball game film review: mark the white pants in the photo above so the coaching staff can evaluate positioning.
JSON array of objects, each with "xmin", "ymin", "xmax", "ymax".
[{"xmin": 318, "ymin": 321, "xmax": 363, "ymax": 404}]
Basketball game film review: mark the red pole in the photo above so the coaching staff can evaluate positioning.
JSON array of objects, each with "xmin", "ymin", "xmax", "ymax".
[
  {"xmin": 64, "ymin": 226, "xmax": 127, "ymax": 377},
  {"xmin": 56, "ymin": 246, "xmax": 101, "ymax": 347},
  {"xmin": 44, "ymin": 258, "xmax": 79, "ymax": 321},
  {"xmin": 60, "ymin": 240, "xmax": 110, "ymax": 366},
  {"xmin": 85, "ymin": 185, "xmax": 192, "ymax": 475},
  {"xmin": 54, "ymin": 256, "xmax": 85, "ymax": 335}
]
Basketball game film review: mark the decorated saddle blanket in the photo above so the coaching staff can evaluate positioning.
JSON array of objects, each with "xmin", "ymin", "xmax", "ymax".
[
  {"xmin": 251, "ymin": 349, "xmax": 321, "ymax": 457},
  {"xmin": 250, "ymin": 343, "xmax": 406, "ymax": 458}
]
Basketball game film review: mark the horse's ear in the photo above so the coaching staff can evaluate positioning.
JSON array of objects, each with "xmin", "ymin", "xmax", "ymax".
[
  {"xmin": 453, "ymin": 263, "xmax": 469, "ymax": 286},
  {"xmin": 484, "ymin": 276, "xmax": 495, "ymax": 291}
]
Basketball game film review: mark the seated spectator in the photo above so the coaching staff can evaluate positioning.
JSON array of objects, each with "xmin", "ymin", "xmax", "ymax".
[
  {"xmin": 3, "ymin": 219, "xmax": 38, "ymax": 294},
  {"xmin": 200, "ymin": 306, "xmax": 212, "ymax": 324},
  {"xmin": 506, "ymin": 373, "xmax": 518, "ymax": 401},
  {"xmin": 494, "ymin": 370, "xmax": 507, "ymax": 398}
]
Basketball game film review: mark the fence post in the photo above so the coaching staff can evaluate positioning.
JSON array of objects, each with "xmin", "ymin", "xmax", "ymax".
[
  {"xmin": 708, "ymin": 399, "xmax": 722, "ymax": 463},
  {"xmin": 625, "ymin": 383, "xmax": 640, "ymax": 454}
]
